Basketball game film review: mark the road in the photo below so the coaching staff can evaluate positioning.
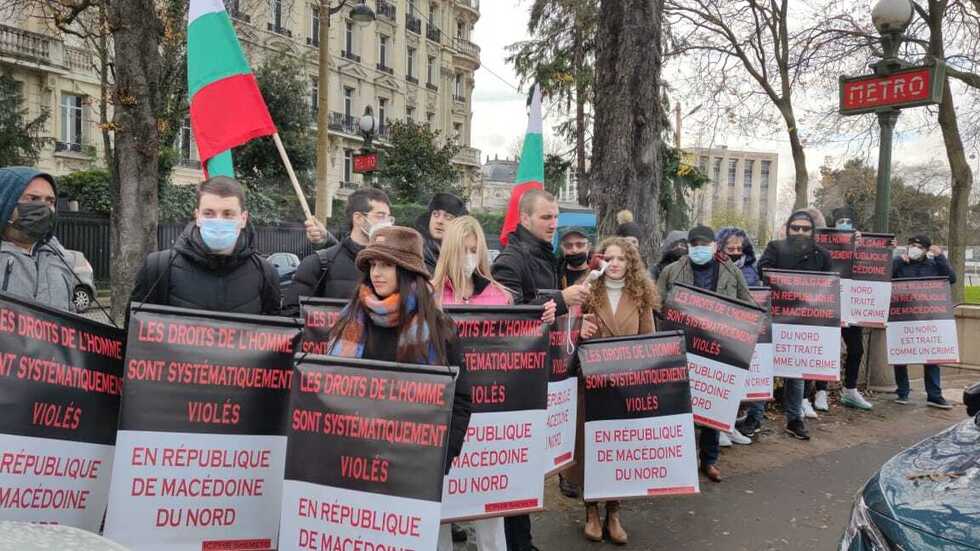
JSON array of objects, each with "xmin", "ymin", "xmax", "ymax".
[{"xmin": 531, "ymin": 423, "xmax": 946, "ymax": 551}]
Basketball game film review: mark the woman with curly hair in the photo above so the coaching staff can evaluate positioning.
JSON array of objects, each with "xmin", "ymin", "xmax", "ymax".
[{"xmin": 572, "ymin": 236, "xmax": 661, "ymax": 544}]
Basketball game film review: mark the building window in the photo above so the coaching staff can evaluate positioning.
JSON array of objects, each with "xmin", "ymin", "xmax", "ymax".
[
  {"xmin": 406, "ymin": 106, "xmax": 415, "ymax": 121},
  {"xmin": 760, "ymin": 160, "xmax": 771, "ymax": 189},
  {"xmin": 60, "ymin": 93, "xmax": 84, "ymax": 148},
  {"xmin": 426, "ymin": 111, "xmax": 435, "ymax": 126},
  {"xmin": 345, "ymin": 20, "xmax": 354, "ymax": 55},
  {"xmin": 454, "ymin": 73, "xmax": 463, "ymax": 96},
  {"xmin": 409, "ymin": 0, "xmax": 417, "ymax": 17},
  {"xmin": 379, "ymin": 34, "xmax": 389, "ymax": 67},
  {"xmin": 310, "ymin": 77, "xmax": 318, "ymax": 116},
  {"xmin": 343, "ymin": 87, "xmax": 354, "ymax": 118},
  {"xmin": 711, "ymin": 158, "xmax": 722, "ymax": 198},
  {"xmin": 457, "ymin": 18, "xmax": 465, "ymax": 39},
  {"xmin": 309, "ymin": 3, "xmax": 319, "ymax": 44},
  {"xmin": 178, "ymin": 118, "xmax": 196, "ymax": 164},
  {"xmin": 378, "ymin": 97, "xmax": 387, "ymax": 130},
  {"xmin": 344, "ymin": 149, "xmax": 353, "ymax": 182},
  {"xmin": 427, "ymin": 56, "xmax": 436, "ymax": 84},
  {"xmin": 407, "ymin": 47, "xmax": 416, "ymax": 78},
  {"xmin": 453, "ymin": 122, "xmax": 462, "ymax": 140},
  {"xmin": 728, "ymin": 159, "xmax": 737, "ymax": 186},
  {"xmin": 271, "ymin": 0, "xmax": 282, "ymax": 29},
  {"xmin": 743, "ymin": 160, "xmax": 753, "ymax": 188}
]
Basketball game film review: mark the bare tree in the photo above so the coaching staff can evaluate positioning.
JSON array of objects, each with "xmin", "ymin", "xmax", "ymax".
[
  {"xmin": 666, "ymin": 0, "xmax": 826, "ymax": 210},
  {"xmin": 590, "ymin": 0, "xmax": 665, "ymax": 259}
]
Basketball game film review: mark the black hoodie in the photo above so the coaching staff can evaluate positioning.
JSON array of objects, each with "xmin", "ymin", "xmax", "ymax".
[
  {"xmin": 130, "ymin": 222, "xmax": 281, "ymax": 315},
  {"xmin": 757, "ymin": 210, "xmax": 833, "ymax": 274}
]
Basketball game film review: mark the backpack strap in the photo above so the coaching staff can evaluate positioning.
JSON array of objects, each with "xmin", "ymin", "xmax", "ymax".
[
  {"xmin": 141, "ymin": 249, "xmax": 175, "ymax": 305},
  {"xmin": 313, "ymin": 244, "xmax": 345, "ymax": 295}
]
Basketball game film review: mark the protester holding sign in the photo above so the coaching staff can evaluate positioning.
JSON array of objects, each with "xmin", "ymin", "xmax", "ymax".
[
  {"xmin": 657, "ymin": 225, "xmax": 753, "ymax": 478},
  {"xmin": 831, "ymin": 208, "xmax": 874, "ymax": 412},
  {"xmin": 0, "ymin": 167, "xmax": 75, "ymax": 312},
  {"xmin": 130, "ymin": 176, "xmax": 281, "ymax": 315},
  {"xmin": 492, "ymin": 188, "xmax": 582, "ymax": 551},
  {"xmin": 327, "ymin": 225, "xmax": 472, "ymax": 462},
  {"xmin": 717, "ymin": 227, "xmax": 767, "ymax": 438},
  {"xmin": 431, "ymin": 215, "xmax": 511, "ymax": 550},
  {"xmin": 891, "ymin": 234, "xmax": 956, "ymax": 409},
  {"xmin": 758, "ymin": 210, "xmax": 832, "ymax": 440},
  {"xmin": 577, "ymin": 236, "xmax": 661, "ymax": 543},
  {"xmin": 285, "ymin": 188, "xmax": 393, "ymax": 314}
]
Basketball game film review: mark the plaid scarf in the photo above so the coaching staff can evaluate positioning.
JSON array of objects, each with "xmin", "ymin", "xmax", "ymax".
[{"xmin": 330, "ymin": 284, "xmax": 437, "ymax": 363}]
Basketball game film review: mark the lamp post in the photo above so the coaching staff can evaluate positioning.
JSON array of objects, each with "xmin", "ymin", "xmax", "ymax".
[
  {"xmin": 870, "ymin": 0, "xmax": 913, "ymax": 233},
  {"xmin": 315, "ymin": 0, "xmax": 375, "ymax": 220}
]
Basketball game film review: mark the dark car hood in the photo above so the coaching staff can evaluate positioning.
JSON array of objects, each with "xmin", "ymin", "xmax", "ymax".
[{"xmin": 868, "ymin": 418, "xmax": 980, "ymax": 547}]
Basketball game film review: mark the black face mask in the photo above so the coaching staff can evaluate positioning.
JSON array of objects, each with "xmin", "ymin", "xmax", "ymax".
[
  {"xmin": 10, "ymin": 202, "xmax": 55, "ymax": 242},
  {"xmin": 787, "ymin": 234, "xmax": 812, "ymax": 254},
  {"xmin": 664, "ymin": 247, "xmax": 687, "ymax": 263},
  {"xmin": 728, "ymin": 253, "xmax": 743, "ymax": 263},
  {"xmin": 565, "ymin": 252, "xmax": 588, "ymax": 267}
]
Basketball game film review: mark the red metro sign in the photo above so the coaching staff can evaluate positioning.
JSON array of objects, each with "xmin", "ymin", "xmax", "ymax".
[{"xmin": 839, "ymin": 64, "xmax": 944, "ymax": 115}]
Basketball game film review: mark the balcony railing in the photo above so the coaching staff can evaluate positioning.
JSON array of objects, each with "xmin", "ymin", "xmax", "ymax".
[
  {"xmin": 341, "ymin": 50, "xmax": 361, "ymax": 63},
  {"xmin": 376, "ymin": 0, "xmax": 396, "ymax": 21},
  {"xmin": 453, "ymin": 94, "xmax": 466, "ymax": 103},
  {"xmin": 406, "ymin": 75, "xmax": 419, "ymax": 85},
  {"xmin": 65, "ymin": 46, "xmax": 94, "ymax": 74},
  {"xmin": 426, "ymin": 82, "xmax": 438, "ymax": 92},
  {"xmin": 406, "ymin": 14, "xmax": 422, "ymax": 34},
  {"xmin": 228, "ymin": 8, "xmax": 251, "ymax": 23},
  {"xmin": 267, "ymin": 23, "xmax": 292, "ymax": 37},
  {"xmin": 456, "ymin": 0, "xmax": 480, "ymax": 13},
  {"xmin": 55, "ymin": 142, "xmax": 82, "ymax": 153},
  {"xmin": 0, "ymin": 23, "xmax": 51, "ymax": 63},
  {"xmin": 178, "ymin": 158, "xmax": 203, "ymax": 169},
  {"xmin": 377, "ymin": 63, "xmax": 394, "ymax": 75},
  {"xmin": 426, "ymin": 25, "xmax": 441, "ymax": 43},
  {"xmin": 306, "ymin": 36, "xmax": 319, "ymax": 47},
  {"xmin": 453, "ymin": 146, "xmax": 481, "ymax": 166},
  {"xmin": 453, "ymin": 37, "xmax": 480, "ymax": 61},
  {"xmin": 329, "ymin": 112, "xmax": 358, "ymax": 134}
]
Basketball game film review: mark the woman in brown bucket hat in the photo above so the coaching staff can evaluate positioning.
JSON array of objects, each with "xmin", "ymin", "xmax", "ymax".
[{"xmin": 326, "ymin": 225, "xmax": 472, "ymax": 475}]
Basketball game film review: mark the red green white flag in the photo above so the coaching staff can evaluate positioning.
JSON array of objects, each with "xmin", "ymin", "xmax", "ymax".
[
  {"xmin": 500, "ymin": 85, "xmax": 545, "ymax": 247},
  {"xmin": 187, "ymin": 0, "xmax": 276, "ymax": 177}
]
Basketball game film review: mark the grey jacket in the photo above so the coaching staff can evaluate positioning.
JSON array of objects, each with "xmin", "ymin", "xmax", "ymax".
[
  {"xmin": 657, "ymin": 256, "xmax": 753, "ymax": 304},
  {"xmin": 0, "ymin": 237, "xmax": 75, "ymax": 312}
]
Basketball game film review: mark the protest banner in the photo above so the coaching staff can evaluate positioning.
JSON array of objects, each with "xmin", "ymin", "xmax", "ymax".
[
  {"xmin": 299, "ymin": 297, "xmax": 346, "ymax": 354},
  {"xmin": 545, "ymin": 301, "xmax": 581, "ymax": 475},
  {"xmin": 0, "ymin": 293, "xmax": 124, "ymax": 531},
  {"xmin": 764, "ymin": 269, "xmax": 842, "ymax": 381},
  {"xmin": 847, "ymin": 233, "xmax": 894, "ymax": 328},
  {"xmin": 816, "ymin": 228, "xmax": 855, "ymax": 325},
  {"xmin": 746, "ymin": 287, "xmax": 774, "ymax": 401},
  {"xmin": 104, "ymin": 304, "xmax": 302, "ymax": 551},
  {"xmin": 279, "ymin": 355, "xmax": 456, "ymax": 551},
  {"xmin": 660, "ymin": 284, "xmax": 764, "ymax": 431},
  {"xmin": 440, "ymin": 305, "xmax": 549, "ymax": 521},
  {"xmin": 886, "ymin": 277, "xmax": 959, "ymax": 365},
  {"xmin": 576, "ymin": 332, "xmax": 698, "ymax": 501}
]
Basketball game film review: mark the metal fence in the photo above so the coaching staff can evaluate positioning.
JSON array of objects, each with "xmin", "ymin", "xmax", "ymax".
[{"xmin": 55, "ymin": 213, "xmax": 316, "ymax": 282}]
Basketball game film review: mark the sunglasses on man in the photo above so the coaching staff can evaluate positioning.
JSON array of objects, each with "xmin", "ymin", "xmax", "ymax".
[{"xmin": 788, "ymin": 224, "xmax": 813, "ymax": 233}]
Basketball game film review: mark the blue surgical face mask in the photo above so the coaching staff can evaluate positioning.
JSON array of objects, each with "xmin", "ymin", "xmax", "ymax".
[
  {"xmin": 689, "ymin": 245, "xmax": 714, "ymax": 265},
  {"xmin": 199, "ymin": 217, "xmax": 241, "ymax": 252},
  {"xmin": 836, "ymin": 220, "xmax": 853, "ymax": 230}
]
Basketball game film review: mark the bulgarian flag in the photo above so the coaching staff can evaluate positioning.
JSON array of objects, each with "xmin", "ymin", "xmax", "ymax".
[
  {"xmin": 188, "ymin": 0, "xmax": 276, "ymax": 177},
  {"xmin": 499, "ymin": 85, "xmax": 544, "ymax": 247}
]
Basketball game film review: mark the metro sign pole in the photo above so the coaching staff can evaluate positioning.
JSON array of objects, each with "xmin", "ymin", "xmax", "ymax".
[{"xmin": 839, "ymin": 1, "xmax": 944, "ymax": 233}]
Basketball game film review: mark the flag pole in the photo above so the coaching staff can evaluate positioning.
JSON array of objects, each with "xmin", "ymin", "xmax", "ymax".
[{"xmin": 272, "ymin": 132, "xmax": 315, "ymax": 221}]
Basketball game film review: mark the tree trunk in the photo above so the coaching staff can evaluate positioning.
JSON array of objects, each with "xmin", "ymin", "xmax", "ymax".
[
  {"xmin": 108, "ymin": 0, "xmax": 163, "ymax": 323},
  {"xmin": 98, "ymin": 7, "xmax": 112, "ymax": 171},
  {"xmin": 590, "ymin": 0, "xmax": 664, "ymax": 261},
  {"xmin": 573, "ymin": 21, "xmax": 588, "ymax": 207},
  {"xmin": 780, "ymin": 105, "xmax": 808, "ymax": 210},
  {"xmin": 938, "ymin": 79, "xmax": 971, "ymax": 303}
]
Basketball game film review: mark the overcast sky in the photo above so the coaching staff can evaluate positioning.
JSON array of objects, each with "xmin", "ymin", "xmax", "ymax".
[{"xmin": 469, "ymin": 2, "xmax": 971, "ymax": 220}]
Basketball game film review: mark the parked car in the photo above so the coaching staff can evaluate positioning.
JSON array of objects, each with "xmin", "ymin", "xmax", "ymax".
[
  {"xmin": 266, "ymin": 252, "xmax": 301, "ymax": 293},
  {"xmin": 63, "ymin": 249, "xmax": 97, "ymax": 312},
  {"xmin": 839, "ymin": 384, "xmax": 980, "ymax": 550}
]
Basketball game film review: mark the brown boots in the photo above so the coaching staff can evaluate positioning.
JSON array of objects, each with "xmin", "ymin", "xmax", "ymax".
[
  {"xmin": 584, "ymin": 503, "xmax": 603, "ymax": 541},
  {"xmin": 605, "ymin": 501, "xmax": 628, "ymax": 544},
  {"xmin": 583, "ymin": 502, "xmax": 628, "ymax": 544}
]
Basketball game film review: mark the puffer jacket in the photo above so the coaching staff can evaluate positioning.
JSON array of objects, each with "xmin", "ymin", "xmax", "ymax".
[
  {"xmin": 651, "ymin": 230, "xmax": 689, "ymax": 281},
  {"xmin": 283, "ymin": 237, "xmax": 364, "ymax": 316},
  {"xmin": 0, "ymin": 238, "xmax": 75, "ymax": 312},
  {"xmin": 130, "ymin": 223, "xmax": 280, "ymax": 315},
  {"xmin": 440, "ymin": 275, "xmax": 513, "ymax": 306},
  {"xmin": 892, "ymin": 254, "xmax": 956, "ymax": 283}
]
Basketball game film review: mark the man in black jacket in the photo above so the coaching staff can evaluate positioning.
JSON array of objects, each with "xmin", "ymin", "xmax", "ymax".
[
  {"xmin": 415, "ymin": 192, "xmax": 468, "ymax": 272},
  {"xmin": 283, "ymin": 188, "xmax": 392, "ymax": 316},
  {"xmin": 492, "ymin": 188, "xmax": 588, "ymax": 551},
  {"xmin": 130, "ymin": 176, "xmax": 280, "ymax": 315},
  {"xmin": 757, "ymin": 209, "xmax": 833, "ymax": 441}
]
